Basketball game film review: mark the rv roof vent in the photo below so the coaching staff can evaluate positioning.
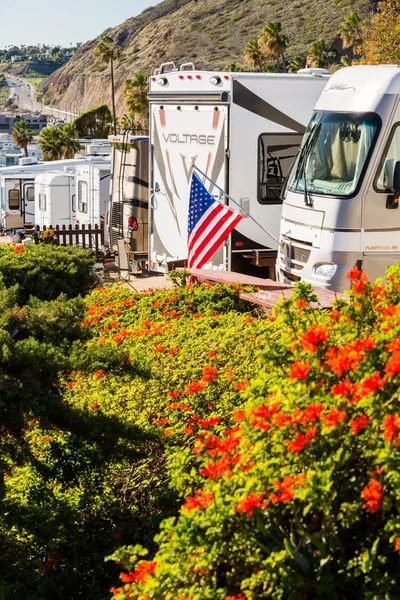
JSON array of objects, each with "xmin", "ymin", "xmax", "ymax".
[
  {"xmin": 19, "ymin": 156, "xmax": 38, "ymax": 165},
  {"xmin": 180, "ymin": 62, "xmax": 195, "ymax": 71},
  {"xmin": 297, "ymin": 68, "xmax": 329, "ymax": 77}
]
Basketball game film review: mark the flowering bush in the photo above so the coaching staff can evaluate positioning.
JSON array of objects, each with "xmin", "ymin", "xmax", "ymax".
[
  {"xmin": 106, "ymin": 266, "xmax": 400, "ymax": 600},
  {"xmin": 0, "ymin": 243, "xmax": 95, "ymax": 302}
]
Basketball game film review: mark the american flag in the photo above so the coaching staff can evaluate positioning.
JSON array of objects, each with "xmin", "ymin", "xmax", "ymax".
[{"xmin": 187, "ymin": 172, "xmax": 243, "ymax": 269}]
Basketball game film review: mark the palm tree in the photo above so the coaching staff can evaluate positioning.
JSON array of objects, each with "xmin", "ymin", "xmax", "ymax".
[
  {"xmin": 259, "ymin": 21, "xmax": 289, "ymax": 72},
  {"xmin": 338, "ymin": 11, "xmax": 363, "ymax": 52},
  {"xmin": 288, "ymin": 55, "xmax": 304, "ymax": 73},
  {"xmin": 307, "ymin": 40, "xmax": 336, "ymax": 69},
  {"xmin": 12, "ymin": 120, "xmax": 34, "ymax": 157},
  {"xmin": 125, "ymin": 73, "xmax": 149, "ymax": 128},
  {"xmin": 38, "ymin": 127, "xmax": 63, "ymax": 161},
  {"xmin": 243, "ymin": 38, "xmax": 265, "ymax": 72},
  {"xmin": 59, "ymin": 123, "xmax": 81, "ymax": 159},
  {"xmin": 94, "ymin": 36, "xmax": 121, "ymax": 135}
]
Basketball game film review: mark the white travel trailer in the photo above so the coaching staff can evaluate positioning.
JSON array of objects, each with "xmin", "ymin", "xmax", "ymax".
[
  {"xmin": 34, "ymin": 171, "xmax": 75, "ymax": 229},
  {"xmin": 74, "ymin": 158, "xmax": 111, "ymax": 227},
  {"xmin": 108, "ymin": 135, "xmax": 149, "ymax": 251},
  {"xmin": 277, "ymin": 65, "xmax": 400, "ymax": 292},
  {"xmin": 0, "ymin": 157, "xmax": 94, "ymax": 230},
  {"xmin": 148, "ymin": 63, "xmax": 329, "ymax": 274}
]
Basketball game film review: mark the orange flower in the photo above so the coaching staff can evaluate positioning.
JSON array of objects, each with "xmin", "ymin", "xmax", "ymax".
[
  {"xmin": 234, "ymin": 379, "xmax": 248, "ymax": 391},
  {"xmin": 289, "ymin": 360, "xmax": 309, "ymax": 380},
  {"xmin": 300, "ymin": 324, "xmax": 328, "ymax": 352},
  {"xmin": 321, "ymin": 408, "xmax": 346, "ymax": 429},
  {"xmin": 90, "ymin": 402, "xmax": 99, "ymax": 410},
  {"xmin": 154, "ymin": 344, "xmax": 165, "ymax": 353},
  {"xmin": 349, "ymin": 414, "xmax": 370, "ymax": 434},
  {"xmin": 235, "ymin": 492, "xmax": 265, "ymax": 516},
  {"xmin": 208, "ymin": 350, "xmax": 218, "ymax": 359},
  {"xmin": 361, "ymin": 479, "xmax": 382, "ymax": 513},
  {"xmin": 185, "ymin": 381, "xmax": 205, "ymax": 395},
  {"xmin": 394, "ymin": 538, "xmax": 400, "ymax": 553},
  {"xmin": 168, "ymin": 390, "xmax": 180, "ymax": 398},
  {"xmin": 182, "ymin": 489, "xmax": 213, "ymax": 512},
  {"xmin": 98, "ymin": 338, "xmax": 106, "ymax": 345},
  {"xmin": 202, "ymin": 365, "xmax": 218, "ymax": 382}
]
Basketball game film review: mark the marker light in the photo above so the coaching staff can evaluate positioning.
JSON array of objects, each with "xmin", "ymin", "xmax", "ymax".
[
  {"xmin": 151, "ymin": 77, "xmax": 156, "ymax": 81},
  {"xmin": 223, "ymin": 75, "xmax": 230, "ymax": 80},
  {"xmin": 178, "ymin": 75, "xmax": 184, "ymax": 80},
  {"xmin": 157, "ymin": 77, "xmax": 168, "ymax": 86},
  {"xmin": 315, "ymin": 263, "xmax": 337, "ymax": 278},
  {"xmin": 210, "ymin": 76, "xmax": 221, "ymax": 85},
  {"xmin": 196, "ymin": 75, "xmax": 202, "ymax": 80},
  {"xmin": 187, "ymin": 75, "xmax": 193, "ymax": 79}
]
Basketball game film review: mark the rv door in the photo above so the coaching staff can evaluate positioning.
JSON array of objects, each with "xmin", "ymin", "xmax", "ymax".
[
  {"xmin": 23, "ymin": 182, "xmax": 35, "ymax": 224},
  {"xmin": 150, "ymin": 103, "xmax": 228, "ymax": 272}
]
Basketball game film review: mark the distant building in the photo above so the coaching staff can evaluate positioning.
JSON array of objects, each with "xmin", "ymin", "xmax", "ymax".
[{"xmin": 0, "ymin": 114, "xmax": 47, "ymax": 134}]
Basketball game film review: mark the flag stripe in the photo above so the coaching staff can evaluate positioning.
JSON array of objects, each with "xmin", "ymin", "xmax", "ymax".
[
  {"xmin": 188, "ymin": 203, "xmax": 223, "ymax": 255},
  {"xmin": 192, "ymin": 213, "xmax": 242, "ymax": 268},
  {"xmin": 188, "ymin": 205, "xmax": 230, "ymax": 257},
  {"xmin": 189, "ymin": 209, "xmax": 234, "ymax": 267}
]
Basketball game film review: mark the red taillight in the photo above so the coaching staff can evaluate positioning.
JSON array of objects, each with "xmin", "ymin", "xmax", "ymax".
[
  {"xmin": 235, "ymin": 242, "xmax": 243, "ymax": 247},
  {"xmin": 223, "ymin": 75, "xmax": 230, "ymax": 80},
  {"xmin": 128, "ymin": 217, "xmax": 134, "ymax": 228},
  {"xmin": 75, "ymin": 219, "xmax": 79, "ymax": 224},
  {"xmin": 151, "ymin": 77, "xmax": 156, "ymax": 81}
]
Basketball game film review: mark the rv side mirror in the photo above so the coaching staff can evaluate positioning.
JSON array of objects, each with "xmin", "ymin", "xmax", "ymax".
[{"xmin": 387, "ymin": 161, "xmax": 400, "ymax": 209}]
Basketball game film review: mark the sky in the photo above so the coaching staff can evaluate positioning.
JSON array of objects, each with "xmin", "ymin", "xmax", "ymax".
[{"xmin": 1, "ymin": 0, "xmax": 158, "ymax": 48}]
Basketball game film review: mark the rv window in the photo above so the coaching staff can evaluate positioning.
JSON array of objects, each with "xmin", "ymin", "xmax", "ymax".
[
  {"xmin": 8, "ymin": 189, "xmax": 20, "ymax": 210},
  {"xmin": 39, "ymin": 193, "xmax": 46, "ymax": 211},
  {"xmin": 78, "ymin": 181, "xmax": 88, "ymax": 213},
  {"xmin": 26, "ymin": 186, "xmax": 34, "ymax": 201},
  {"xmin": 72, "ymin": 194, "xmax": 76, "ymax": 212},
  {"xmin": 258, "ymin": 134, "xmax": 303, "ymax": 204},
  {"xmin": 376, "ymin": 124, "xmax": 400, "ymax": 191}
]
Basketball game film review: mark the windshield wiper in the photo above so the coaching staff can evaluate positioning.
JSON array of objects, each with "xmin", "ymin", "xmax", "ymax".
[{"xmin": 293, "ymin": 122, "xmax": 321, "ymax": 208}]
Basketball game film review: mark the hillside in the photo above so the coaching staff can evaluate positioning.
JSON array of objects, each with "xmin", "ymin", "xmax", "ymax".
[{"xmin": 41, "ymin": 0, "xmax": 373, "ymax": 115}]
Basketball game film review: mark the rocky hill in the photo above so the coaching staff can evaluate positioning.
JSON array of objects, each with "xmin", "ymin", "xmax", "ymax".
[{"xmin": 41, "ymin": 0, "xmax": 373, "ymax": 115}]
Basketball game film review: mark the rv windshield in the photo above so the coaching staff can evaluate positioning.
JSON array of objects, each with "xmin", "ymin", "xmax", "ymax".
[{"xmin": 288, "ymin": 111, "xmax": 380, "ymax": 197}]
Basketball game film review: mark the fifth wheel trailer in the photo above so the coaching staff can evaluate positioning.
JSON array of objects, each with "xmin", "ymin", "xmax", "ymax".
[
  {"xmin": 277, "ymin": 65, "xmax": 400, "ymax": 292},
  {"xmin": 148, "ymin": 64, "xmax": 329, "ymax": 275}
]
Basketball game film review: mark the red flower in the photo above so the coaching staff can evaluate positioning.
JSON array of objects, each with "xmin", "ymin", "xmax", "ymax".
[
  {"xmin": 154, "ymin": 344, "xmax": 165, "ymax": 353},
  {"xmin": 394, "ymin": 538, "xmax": 400, "ymax": 553},
  {"xmin": 235, "ymin": 492, "xmax": 265, "ymax": 516},
  {"xmin": 122, "ymin": 299, "xmax": 133, "ymax": 307},
  {"xmin": 269, "ymin": 474, "xmax": 306, "ymax": 504},
  {"xmin": 234, "ymin": 379, "xmax": 248, "ymax": 391},
  {"xmin": 98, "ymin": 338, "xmax": 106, "ymax": 345},
  {"xmin": 202, "ymin": 365, "xmax": 218, "ymax": 382},
  {"xmin": 382, "ymin": 414, "xmax": 400, "ymax": 445},
  {"xmin": 119, "ymin": 560, "xmax": 156, "ymax": 585},
  {"xmin": 154, "ymin": 418, "xmax": 168, "ymax": 426},
  {"xmin": 346, "ymin": 266, "xmax": 369, "ymax": 294},
  {"xmin": 289, "ymin": 360, "xmax": 310, "ymax": 380},
  {"xmin": 285, "ymin": 427, "xmax": 316, "ymax": 454},
  {"xmin": 321, "ymin": 408, "xmax": 346, "ymax": 429},
  {"xmin": 90, "ymin": 402, "xmax": 99, "ymax": 410},
  {"xmin": 361, "ymin": 371, "xmax": 384, "ymax": 396},
  {"xmin": 300, "ymin": 324, "xmax": 328, "ymax": 352},
  {"xmin": 361, "ymin": 479, "xmax": 382, "ymax": 513},
  {"xmin": 349, "ymin": 414, "xmax": 370, "ymax": 434},
  {"xmin": 184, "ymin": 425, "xmax": 193, "ymax": 435},
  {"xmin": 168, "ymin": 347, "xmax": 181, "ymax": 355},
  {"xmin": 94, "ymin": 369, "xmax": 106, "ymax": 379},
  {"xmin": 182, "ymin": 489, "xmax": 213, "ymax": 511},
  {"xmin": 208, "ymin": 350, "xmax": 217, "ymax": 359},
  {"xmin": 110, "ymin": 320, "xmax": 119, "ymax": 328},
  {"xmin": 185, "ymin": 381, "xmax": 205, "ymax": 395}
]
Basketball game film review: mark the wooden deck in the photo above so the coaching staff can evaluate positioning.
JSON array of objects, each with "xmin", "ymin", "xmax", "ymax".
[{"xmin": 180, "ymin": 268, "xmax": 342, "ymax": 310}]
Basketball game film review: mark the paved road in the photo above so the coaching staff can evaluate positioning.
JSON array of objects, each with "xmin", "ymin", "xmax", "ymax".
[{"xmin": 6, "ymin": 75, "xmax": 78, "ymax": 122}]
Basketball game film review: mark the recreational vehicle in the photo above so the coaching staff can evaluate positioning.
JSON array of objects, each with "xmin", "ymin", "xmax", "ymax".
[
  {"xmin": 148, "ymin": 63, "xmax": 329, "ymax": 274},
  {"xmin": 74, "ymin": 158, "xmax": 111, "ymax": 227},
  {"xmin": 107, "ymin": 135, "xmax": 149, "ymax": 252},
  {"xmin": 277, "ymin": 65, "xmax": 400, "ymax": 292},
  {"xmin": 34, "ymin": 171, "xmax": 75, "ymax": 229}
]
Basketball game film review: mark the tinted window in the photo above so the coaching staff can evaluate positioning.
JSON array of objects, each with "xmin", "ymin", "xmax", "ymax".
[
  {"xmin": 258, "ymin": 133, "xmax": 302, "ymax": 204},
  {"xmin": 9, "ymin": 189, "xmax": 19, "ymax": 210}
]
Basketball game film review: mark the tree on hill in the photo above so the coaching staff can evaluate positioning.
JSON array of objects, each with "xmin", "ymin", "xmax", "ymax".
[
  {"xmin": 307, "ymin": 39, "xmax": 336, "ymax": 68},
  {"xmin": 125, "ymin": 73, "xmax": 149, "ymax": 128},
  {"xmin": 244, "ymin": 38, "xmax": 265, "ymax": 72},
  {"xmin": 361, "ymin": 0, "xmax": 400, "ymax": 64},
  {"xmin": 337, "ymin": 11, "xmax": 364, "ymax": 52},
  {"xmin": 12, "ymin": 121, "xmax": 34, "ymax": 157},
  {"xmin": 94, "ymin": 36, "xmax": 121, "ymax": 135},
  {"xmin": 259, "ymin": 21, "xmax": 289, "ymax": 72},
  {"xmin": 73, "ymin": 105, "xmax": 112, "ymax": 139},
  {"xmin": 288, "ymin": 55, "xmax": 304, "ymax": 73}
]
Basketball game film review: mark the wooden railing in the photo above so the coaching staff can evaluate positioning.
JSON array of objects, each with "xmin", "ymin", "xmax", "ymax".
[{"xmin": 34, "ymin": 224, "xmax": 105, "ymax": 260}]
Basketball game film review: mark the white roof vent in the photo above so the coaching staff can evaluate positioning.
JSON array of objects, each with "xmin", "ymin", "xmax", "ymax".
[
  {"xmin": 297, "ymin": 68, "xmax": 330, "ymax": 77},
  {"xmin": 19, "ymin": 156, "xmax": 38, "ymax": 165}
]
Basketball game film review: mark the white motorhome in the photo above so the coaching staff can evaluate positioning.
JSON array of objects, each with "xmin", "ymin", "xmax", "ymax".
[
  {"xmin": 74, "ymin": 158, "xmax": 111, "ymax": 227},
  {"xmin": 0, "ymin": 156, "xmax": 102, "ymax": 230},
  {"xmin": 277, "ymin": 65, "xmax": 400, "ymax": 292},
  {"xmin": 108, "ymin": 135, "xmax": 149, "ymax": 252},
  {"xmin": 148, "ymin": 63, "xmax": 329, "ymax": 274},
  {"xmin": 34, "ymin": 171, "xmax": 75, "ymax": 229}
]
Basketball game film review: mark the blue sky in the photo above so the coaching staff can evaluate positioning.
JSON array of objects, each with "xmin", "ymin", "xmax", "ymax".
[{"xmin": 1, "ymin": 0, "xmax": 157, "ymax": 47}]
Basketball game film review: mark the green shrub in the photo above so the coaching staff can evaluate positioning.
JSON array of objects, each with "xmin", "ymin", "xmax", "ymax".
[
  {"xmin": 108, "ymin": 266, "xmax": 400, "ymax": 599},
  {"xmin": 0, "ymin": 244, "xmax": 95, "ymax": 303}
]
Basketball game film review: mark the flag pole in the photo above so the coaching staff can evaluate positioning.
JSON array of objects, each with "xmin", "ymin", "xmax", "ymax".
[{"xmin": 192, "ymin": 164, "xmax": 278, "ymax": 244}]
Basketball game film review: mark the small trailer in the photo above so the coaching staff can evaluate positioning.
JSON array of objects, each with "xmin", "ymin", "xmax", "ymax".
[
  {"xmin": 74, "ymin": 158, "xmax": 111, "ymax": 228},
  {"xmin": 107, "ymin": 135, "xmax": 149, "ymax": 253},
  {"xmin": 0, "ymin": 156, "xmax": 97, "ymax": 231},
  {"xmin": 34, "ymin": 171, "xmax": 75, "ymax": 229},
  {"xmin": 277, "ymin": 65, "xmax": 400, "ymax": 292},
  {"xmin": 148, "ymin": 63, "xmax": 329, "ymax": 275}
]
